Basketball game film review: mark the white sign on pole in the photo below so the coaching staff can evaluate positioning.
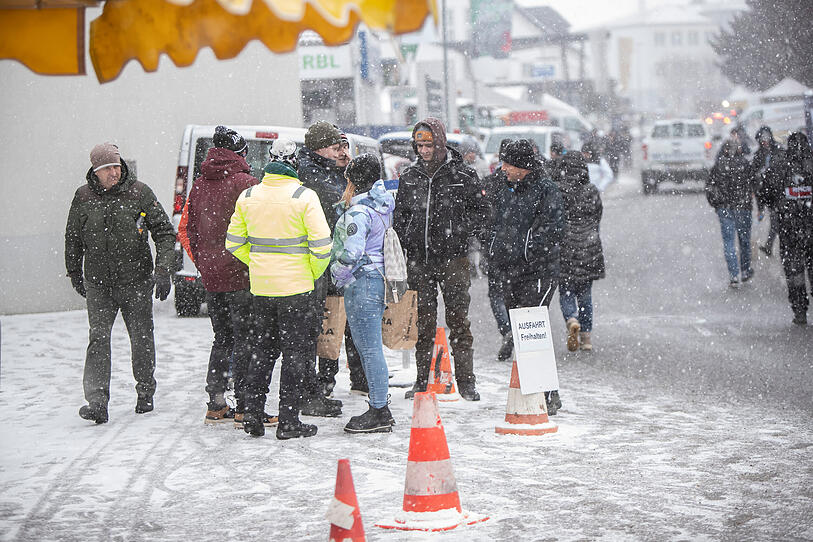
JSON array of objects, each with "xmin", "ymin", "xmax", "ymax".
[
  {"xmin": 298, "ymin": 45, "xmax": 353, "ymax": 80},
  {"xmin": 509, "ymin": 306, "xmax": 559, "ymax": 394}
]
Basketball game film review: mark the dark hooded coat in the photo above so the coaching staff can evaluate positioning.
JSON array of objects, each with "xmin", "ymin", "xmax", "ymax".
[
  {"xmin": 757, "ymin": 132, "xmax": 813, "ymax": 238},
  {"xmin": 298, "ymin": 146, "xmax": 345, "ymax": 231},
  {"xmin": 705, "ymin": 141, "xmax": 755, "ymax": 210}
]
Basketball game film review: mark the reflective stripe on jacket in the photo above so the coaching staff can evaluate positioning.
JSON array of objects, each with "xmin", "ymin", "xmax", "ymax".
[{"xmin": 225, "ymin": 171, "xmax": 332, "ymax": 297}]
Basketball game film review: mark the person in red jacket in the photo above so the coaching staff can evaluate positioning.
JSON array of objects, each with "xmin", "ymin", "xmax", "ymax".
[{"xmin": 185, "ymin": 126, "xmax": 278, "ymax": 427}]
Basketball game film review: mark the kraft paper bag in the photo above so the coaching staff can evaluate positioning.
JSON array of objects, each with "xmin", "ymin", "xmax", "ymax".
[
  {"xmin": 317, "ymin": 296, "xmax": 346, "ymax": 360},
  {"xmin": 382, "ymin": 290, "xmax": 418, "ymax": 350}
]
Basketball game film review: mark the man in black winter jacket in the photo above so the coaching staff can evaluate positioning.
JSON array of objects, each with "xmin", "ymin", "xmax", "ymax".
[
  {"xmin": 487, "ymin": 139, "xmax": 565, "ymax": 413},
  {"xmin": 751, "ymin": 126, "xmax": 783, "ymax": 256},
  {"xmin": 393, "ymin": 117, "xmax": 488, "ymax": 401}
]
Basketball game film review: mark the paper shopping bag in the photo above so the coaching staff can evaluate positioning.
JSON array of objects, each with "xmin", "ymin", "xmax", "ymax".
[
  {"xmin": 381, "ymin": 290, "xmax": 418, "ymax": 350},
  {"xmin": 317, "ymin": 296, "xmax": 346, "ymax": 360}
]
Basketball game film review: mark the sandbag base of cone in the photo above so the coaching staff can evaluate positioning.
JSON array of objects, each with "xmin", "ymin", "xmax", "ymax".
[
  {"xmin": 495, "ymin": 419, "xmax": 558, "ymax": 435},
  {"xmin": 376, "ymin": 508, "xmax": 489, "ymax": 532}
]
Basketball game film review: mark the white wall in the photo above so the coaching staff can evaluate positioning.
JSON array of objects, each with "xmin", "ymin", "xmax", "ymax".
[{"xmin": 0, "ymin": 23, "xmax": 302, "ymax": 315}]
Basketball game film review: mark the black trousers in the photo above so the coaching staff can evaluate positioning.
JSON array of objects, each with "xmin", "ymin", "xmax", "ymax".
[
  {"xmin": 779, "ymin": 230, "xmax": 813, "ymax": 317},
  {"xmin": 206, "ymin": 289, "xmax": 278, "ymax": 411},
  {"xmin": 501, "ymin": 273, "xmax": 558, "ymax": 312},
  {"xmin": 84, "ymin": 279, "xmax": 156, "ymax": 406},
  {"xmin": 409, "ymin": 256, "xmax": 475, "ymax": 387},
  {"xmin": 247, "ymin": 291, "xmax": 316, "ymax": 423}
]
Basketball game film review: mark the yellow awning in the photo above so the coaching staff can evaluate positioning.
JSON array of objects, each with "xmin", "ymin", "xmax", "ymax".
[{"xmin": 89, "ymin": 0, "xmax": 436, "ymax": 83}]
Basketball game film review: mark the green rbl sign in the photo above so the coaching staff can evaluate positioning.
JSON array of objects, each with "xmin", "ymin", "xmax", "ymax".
[{"xmin": 299, "ymin": 45, "xmax": 353, "ymax": 80}]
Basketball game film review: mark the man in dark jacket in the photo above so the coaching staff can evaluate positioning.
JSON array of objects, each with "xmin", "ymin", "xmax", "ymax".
[
  {"xmin": 751, "ymin": 126, "xmax": 783, "ymax": 256},
  {"xmin": 296, "ymin": 121, "xmax": 346, "ymax": 417},
  {"xmin": 393, "ymin": 117, "xmax": 488, "ymax": 401},
  {"xmin": 757, "ymin": 131, "xmax": 813, "ymax": 325},
  {"xmin": 65, "ymin": 142, "xmax": 175, "ymax": 424},
  {"xmin": 487, "ymin": 139, "xmax": 565, "ymax": 413},
  {"xmin": 185, "ymin": 126, "xmax": 278, "ymax": 428}
]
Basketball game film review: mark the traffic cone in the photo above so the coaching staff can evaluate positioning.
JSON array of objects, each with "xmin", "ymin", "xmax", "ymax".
[
  {"xmin": 427, "ymin": 327, "xmax": 459, "ymax": 401},
  {"xmin": 327, "ymin": 459, "xmax": 366, "ymax": 542},
  {"xmin": 495, "ymin": 360, "xmax": 558, "ymax": 436},
  {"xmin": 376, "ymin": 392, "xmax": 488, "ymax": 531}
]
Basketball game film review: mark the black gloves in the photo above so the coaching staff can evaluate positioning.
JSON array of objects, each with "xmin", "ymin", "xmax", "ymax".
[
  {"xmin": 70, "ymin": 275, "xmax": 86, "ymax": 298},
  {"xmin": 154, "ymin": 271, "xmax": 172, "ymax": 301}
]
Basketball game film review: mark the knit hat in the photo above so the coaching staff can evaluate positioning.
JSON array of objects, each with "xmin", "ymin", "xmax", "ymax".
[
  {"xmin": 90, "ymin": 142, "xmax": 121, "ymax": 172},
  {"xmin": 562, "ymin": 152, "xmax": 589, "ymax": 183},
  {"xmin": 213, "ymin": 125, "xmax": 248, "ymax": 154},
  {"xmin": 305, "ymin": 121, "xmax": 342, "ymax": 151},
  {"xmin": 345, "ymin": 153, "xmax": 381, "ymax": 193},
  {"xmin": 500, "ymin": 139, "xmax": 537, "ymax": 170}
]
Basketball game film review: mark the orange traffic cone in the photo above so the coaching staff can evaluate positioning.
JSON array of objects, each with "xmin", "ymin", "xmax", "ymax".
[
  {"xmin": 495, "ymin": 360, "xmax": 558, "ymax": 436},
  {"xmin": 427, "ymin": 327, "xmax": 459, "ymax": 401},
  {"xmin": 376, "ymin": 392, "xmax": 488, "ymax": 531},
  {"xmin": 327, "ymin": 459, "xmax": 366, "ymax": 542}
]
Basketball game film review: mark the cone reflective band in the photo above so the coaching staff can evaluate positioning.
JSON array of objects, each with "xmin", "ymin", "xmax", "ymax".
[
  {"xmin": 328, "ymin": 459, "xmax": 366, "ymax": 542},
  {"xmin": 376, "ymin": 392, "xmax": 488, "ymax": 532},
  {"xmin": 427, "ymin": 328, "xmax": 459, "ymax": 401},
  {"xmin": 495, "ymin": 360, "xmax": 558, "ymax": 436}
]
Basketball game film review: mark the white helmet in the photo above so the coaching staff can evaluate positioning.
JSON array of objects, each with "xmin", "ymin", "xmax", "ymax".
[{"xmin": 270, "ymin": 138, "xmax": 298, "ymax": 169}]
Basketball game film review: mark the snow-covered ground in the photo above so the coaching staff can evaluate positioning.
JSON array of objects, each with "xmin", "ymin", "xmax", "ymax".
[{"xmin": 1, "ymin": 302, "xmax": 811, "ymax": 541}]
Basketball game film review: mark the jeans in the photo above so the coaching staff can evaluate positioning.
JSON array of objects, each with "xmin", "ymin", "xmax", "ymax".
[
  {"xmin": 344, "ymin": 271, "xmax": 389, "ymax": 408},
  {"xmin": 716, "ymin": 208, "xmax": 752, "ymax": 279},
  {"xmin": 559, "ymin": 279, "xmax": 594, "ymax": 332}
]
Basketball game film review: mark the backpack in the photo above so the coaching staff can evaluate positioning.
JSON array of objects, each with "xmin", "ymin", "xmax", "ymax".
[{"xmin": 368, "ymin": 213, "xmax": 408, "ymax": 304}]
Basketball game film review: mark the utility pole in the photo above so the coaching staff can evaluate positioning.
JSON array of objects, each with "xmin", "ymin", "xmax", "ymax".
[{"xmin": 441, "ymin": 0, "xmax": 450, "ymax": 125}]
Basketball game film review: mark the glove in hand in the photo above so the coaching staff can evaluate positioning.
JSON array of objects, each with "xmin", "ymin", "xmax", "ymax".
[
  {"xmin": 70, "ymin": 275, "xmax": 86, "ymax": 298},
  {"xmin": 154, "ymin": 271, "xmax": 172, "ymax": 301}
]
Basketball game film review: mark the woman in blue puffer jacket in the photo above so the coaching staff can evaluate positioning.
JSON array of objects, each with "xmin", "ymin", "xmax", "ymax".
[{"xmin": 330, "ymin": 154, "xmax": 397, "ymax": 433}]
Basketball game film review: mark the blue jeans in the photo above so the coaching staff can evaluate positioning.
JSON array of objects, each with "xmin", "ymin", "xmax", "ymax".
[
  {"xmin": 716, "ymin": 208, "xmax": 752, "ymax": 279},
  {"xmin": 344, "ymin": 271, "xmax": 389, "ymax": 408},
  {"xmin": 559, "ymin": 280, "xmax": 594, "ymax": 332}
]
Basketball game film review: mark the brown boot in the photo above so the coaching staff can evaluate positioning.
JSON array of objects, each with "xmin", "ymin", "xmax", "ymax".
[
  {"xmin": 566, "ymin": 318, "xmax": 580, "ymax": 351},
  {"xmin": 579, "ymin": 331, "xmax": 592, "ymax": 351}
]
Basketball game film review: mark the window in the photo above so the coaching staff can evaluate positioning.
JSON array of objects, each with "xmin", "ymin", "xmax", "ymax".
[
  {"xmin": 652, "ymin": 125, "xmax": 670, "ymax": 138},
  {"xmin": 671, "ymin": 31, "xmax": 682, "ymax": 46},
  {"xmin": 688, "ymin": 31, "xmax": 699, "ymax": 45},
  {"xmin": 687, "ymin": 124, "xmax": 705, "ymax": 138},
  {"xmin": 654, "ymin": 32, "xmax": 665, "ymax": 46}
]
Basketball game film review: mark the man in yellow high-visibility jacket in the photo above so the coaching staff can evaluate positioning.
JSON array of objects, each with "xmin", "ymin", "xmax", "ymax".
[{"xmin": 226, "ymin": 140, "xmax": 332, "ymax": 439}]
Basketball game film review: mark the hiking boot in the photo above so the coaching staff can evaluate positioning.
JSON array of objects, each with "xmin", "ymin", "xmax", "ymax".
[
  {"xmin": 323, "ymin": 380, "xmax": 336, "ymax": 398},
  {"xmin": 233, "ymin": 411, "xmax": 278, "ymax": 429},
  {"xmin": 135, "ymin": 395, "xmax": 153, "ymax": 414},
  {"xmin": 79, "ymin": 402, "xmax": 108, "ymax": 424},
  {"xmin": 566, "ymin": 318, "xmax": 581, "ymax": 352},
  {"xmin": 404, "ymin": 379, "xmax": 427, "ymax": 400},
  {"xmin": 276, "ymin": 420, "xmax": 318, "ymax": 440},
  {"xmin": 204, "ymin": 406, "xmax": 235, "ymax": 425},
  {"xmin": 741, "ymin": 268, "xmax": 754, "ymax": 283},
  {"xmin": 759, "ymin": 244, "xmax": 772, "ymax": 257},
  {"xmin": 579, "ymin": 332, "xmax": 593, "ymax": 351},
  {"xmin": 792, "ymin": 313, "xmax": 808, "ymax": 326},
  {"xmin": 729, "ymin": 277, "xmax": 741, "ymax": 288},
  {"xmin": 497, "ymin": 334, "xmax": 513, "ymax": 362},
  {"xmin": 545, "ymin": 390, "xmax": 562, "ymax": 416},
  {"xmin": 300, "ymin": 396, "xmax": 342, "ymax": 417},
  {"xmin": 344, "ymin": 404, "xmax": 395, "ymax": 434},
  {"xmin": 242, "ymin": 412, "xmax": 265, "ymax": 437},
  {"xmin": 458, "ymin": 383, "xmax": 481, "ymax": 401}
]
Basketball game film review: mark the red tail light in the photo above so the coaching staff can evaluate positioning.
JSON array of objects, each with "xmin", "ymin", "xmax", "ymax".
[
  {"xmin": 173, "ymin": 166, "xmax": 188, "ymax": 215},
  {"xmin": 704, "ymin": 141, "xmax": 712, "ymax": 150},
  {"xmin": 255, "ymin": 131, "xmax": 279, "ymax": 139},
  {"xmin": 641, "ymin": 143, "xmax": 648, "ymax": 161}
]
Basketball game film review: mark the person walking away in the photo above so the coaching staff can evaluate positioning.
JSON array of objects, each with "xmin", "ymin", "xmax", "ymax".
[
  {"xmin": 393, "ymin": 117, "xmax": 488, "ymax": 401},
  {"xmin": 225, "ymin": 142, "xmax": 333, "ymax": 439},
  {"xmin": 554, "ymin": 152, "xmax": 605, "ymax": 352},
  {"xmin": 582, "ymin": 141, "xmax": 615, "ymax": 193},
  {"xmin": 483, "ymin": 138, "xmax": 513, "ymax": 362},
  {"xmin": 185, "ymin": 126, "xmax": 279, "ymax": 428},
  {"xmin": 330, "ymin": 154, "xmax": 397, "ymax": 433},
  {"xmin": 705, "ymin": 140, "xmax": 756, "ymax": 287},
  {"xmin": 751, "ymin": 126, "xmax": 783, "ymax": 256},
  {"xmin": 487, "ymin": 139, "xmax": 565, "ymax": 414},
  {"xmin": 547, "ymin": 140, "xmax": 567, "ymax": 184},
  {"xmin": 757, "ymin": 131, "xmax": 813, "ymax": 325},
  {"xmin": 66, "ymin": 142, "xmax": 175, "ymax": 424},
  {"xmin": 296, "ymin": 121, "xmax": 347, "ymax": 417}
]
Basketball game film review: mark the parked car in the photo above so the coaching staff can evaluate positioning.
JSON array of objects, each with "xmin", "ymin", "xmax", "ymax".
[
  {"xmin": 171, "ymin": 125, "xmax": 380, "ymax": 316},
  {"xmin": 378, "ymin": 131, "xmax": 485, "ymax": 179},
  {"xmin": 481, "ymin": 125, "xmax": 568, "ymax": 171},
  {"xmin": 640, "ymin": 119, "xmax": 714, "ymax": 195}
]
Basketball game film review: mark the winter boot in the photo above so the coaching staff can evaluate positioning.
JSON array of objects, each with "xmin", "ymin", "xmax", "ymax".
[
  {"xmin": 242, "ymin": 412, "xmax": 265, "ymax": 437},
  {"xmin": 300, "ymin": 395, "xmax": 342, "ymax": 417},
  {"xmin": 497, "ymin": 333, "xmax": 513, "ymax": 362},
  {"xmin": 579, "ymin": 332, "xmax": 593, "ymax": 351},
  {"xmin": 135, "ymin": 395, "xmax": 153, "ymax": 414},
  {"xmin": 79, "ymin": 402, "xmax": 108, "ymax": 424},
  {"xmin": 793, "ymin": 312, "xmax": 808, "ymax": 326},
  {"xmin": 458, "ymin": 382, "xmax": 481, "ymax": 401},
  {"xmin": 204, "ymin": 405, "xmax": 235, "ymax": 425},
  {"xmin": 344, "ymin": 404, "xmax": 395, "ymax": 434},
  {"xmin": 545, "ymin": 390, "xmax": 562, "ymax": 416},
  {"xmin": 233, "ymin": 411, "xmax": 277, "ymax": 429},
  {"xmin": 404, "ymin": 378, "xmax": 427, "ymax": 400},
  {"xmin": 566, "ymin": 318, "xmax": 581, "ymax": 352},
  {"xmin": 276, "ymin": 419, "xmax": 318, "ymax": 440}
]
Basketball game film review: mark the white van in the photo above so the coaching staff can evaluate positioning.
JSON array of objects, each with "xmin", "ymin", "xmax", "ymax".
[
  {"xmin": 481, "ymin": 125, "xmax": 568, "ymax": 171},
  {"xmin": 738, "ymin": 100, "xmax": 806, "ymax": 144},
  {"xmin": 171, "ymin": 124, "xmax": 381, "ymax": 316}
]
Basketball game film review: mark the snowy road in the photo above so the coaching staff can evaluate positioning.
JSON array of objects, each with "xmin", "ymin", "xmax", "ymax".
[{"xmin": 1, "ymin": 172, "xmax": 811, "ymax": 541}]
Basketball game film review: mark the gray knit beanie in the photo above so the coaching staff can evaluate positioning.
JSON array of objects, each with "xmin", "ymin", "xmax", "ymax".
[{"xmin": 305, "ymin": 121, "xmax": 342, "ymax": 151}]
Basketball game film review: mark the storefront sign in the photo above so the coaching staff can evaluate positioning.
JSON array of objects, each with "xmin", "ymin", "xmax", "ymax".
[{"xmin": 299, "ymin": 45, "xmax": 353, "ymax": 80}]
